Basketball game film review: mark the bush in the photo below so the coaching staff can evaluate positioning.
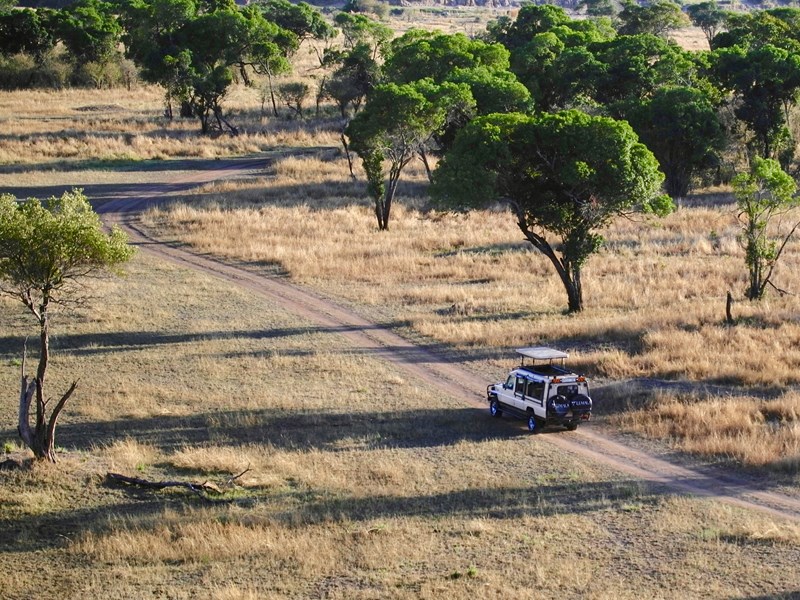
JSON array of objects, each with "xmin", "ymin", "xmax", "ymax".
[
  {"xmin": 342, "ymin": 0, "xmax": 388, "ymax": 19},
  {"xmin": 0, "ymin": 53, "xmax": 68, "ymax": 90}
]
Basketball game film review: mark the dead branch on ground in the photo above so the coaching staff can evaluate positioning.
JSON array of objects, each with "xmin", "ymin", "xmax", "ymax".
[{"xmin": 106, "ymin": 467, "xmax": 251, "ymax": 501}]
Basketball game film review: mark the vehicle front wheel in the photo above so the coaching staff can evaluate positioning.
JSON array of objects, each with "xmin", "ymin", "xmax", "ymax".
[
  {"xmin": 490, "ymin": 399, "xmax": 502, "ymax": 418},
  {"xmin": 565, "ymin": 422, "xmax": 578, "ymax": 431},
  {"xmin": 527, "ymin": 414, "xmax": 540, "ymax": 433}
]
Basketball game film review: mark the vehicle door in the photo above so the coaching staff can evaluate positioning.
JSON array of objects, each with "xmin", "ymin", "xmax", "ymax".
[
  {"xmin": 513, "ymin": 376, "xmax": 529, "ymax": 411},
  {"xmin": 496, "ymin": 374, "xmax": 517, "ymax": 408},
  {"xmin": 525, "ymin": 380, "xmax": 546, "ymax": 418}
]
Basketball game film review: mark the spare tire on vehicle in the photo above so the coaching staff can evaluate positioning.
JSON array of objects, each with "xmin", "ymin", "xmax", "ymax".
[{"xmin": 569, "ymin": 394, "xmax": 592, "ymax": 411}]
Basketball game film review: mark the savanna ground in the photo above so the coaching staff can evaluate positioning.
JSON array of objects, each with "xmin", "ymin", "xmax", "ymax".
[{"xmin": 1, "ymin": 13, "xmax": 799, "ymax": 599}]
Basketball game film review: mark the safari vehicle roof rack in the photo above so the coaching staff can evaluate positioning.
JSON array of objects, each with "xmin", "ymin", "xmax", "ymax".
[
  {"xmin": 516, "ymin": 347, "xmax": 570, "ymax": 376},
  {"xmin": 516, "ymin": 346, "xmax": 568, "ymax": 363}
]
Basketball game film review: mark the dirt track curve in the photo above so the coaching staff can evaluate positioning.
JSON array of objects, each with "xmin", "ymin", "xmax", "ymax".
[{"xmin": 98, "ymin": 155, "xmax": 800, "ymax": 524}]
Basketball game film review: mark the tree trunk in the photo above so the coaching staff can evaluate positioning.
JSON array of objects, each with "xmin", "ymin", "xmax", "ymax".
[
  {"xmin": 266, "ymin": 69, "xmax": 278, "ymax": 118},
  {"xmin": 340, "ymin": 132, "xmax": 356, "ymax": 180},
  {"xmin": 747, "ymin": 238, "xmax": 762, "ymax": 300},
  {"xmin": 17, "ymin": 311, "xmax": 78, "ymax": 462},
  {"xmin": 726, "ymin": 291, "xmax": 734, "ymax": 324},
  {"xmin": 419, "ymin": 149, "xmax": 434, "ymax": 183},
  {"xmin": 565, "ymin": 266, "xmax": 583, "ymax": 313},
  {"xmin": 511, "ymin": 204, "xmax": 585, "ymax": 312}
]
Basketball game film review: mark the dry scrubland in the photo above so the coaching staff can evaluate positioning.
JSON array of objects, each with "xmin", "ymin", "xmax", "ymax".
[
  {"xmin": 2, "ymin": 69, "xmax": 800, "ymax": 473},
  {"xmin": 143, "ymin": 152, "xmax": 800, "ymax": 471},
  {"xmin": 2, "ymin": 254, "xmax": 800, "ymax": 599},
  {"xmin": 1, "ymin": 15, "xmax": 800, "ymax": 596}
]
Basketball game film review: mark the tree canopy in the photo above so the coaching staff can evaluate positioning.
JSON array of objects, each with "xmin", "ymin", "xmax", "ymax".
[
  {"xmin": 621, "ymin": 85, "xmax": 726, "ymax": 198},
  {"xmin": 347, "ymin": 80, "xmax": 474, "ymax": 230},
  {"xmin": 432, "ymin": 110, "xmax": 671, "ymax": 312},
  {"xmin": 711, "ymin": 43, "xmax": 800, "ymax": 160},
  {"xmin": 120, "ymin": 0, "xmax": 295, "ymax": 132}
]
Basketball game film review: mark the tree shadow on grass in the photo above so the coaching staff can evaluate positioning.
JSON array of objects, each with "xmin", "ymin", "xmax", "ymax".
[
  {"xmin": 292, "ymin": 478, "xmax": 659, "ymax": 524},
  {"xmin": 42, "ymin": 407, "xmax": 528, "ymax": 455},
  {"xmin": 0, "ymin": 323, "xmax": 502, "ymax": 365},
  {"xmin": 0, "ymin": 474, "xmax": 654, "ymax": 556},
  {"xmin": 0, "ymin": 498, "xmax": 170, "ymax": 555}
]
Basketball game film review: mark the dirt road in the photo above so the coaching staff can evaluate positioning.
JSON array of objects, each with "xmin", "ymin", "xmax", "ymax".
[{"xmin": 98, "ymin": 156, "xmax": 800, "ymax": 524}]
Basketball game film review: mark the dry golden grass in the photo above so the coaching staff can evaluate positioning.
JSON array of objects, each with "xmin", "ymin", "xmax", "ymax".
[
  {"xmin": 144, "ymin": 152, "xmax": 800, "ymax": 390},
  {"xmin": 2, "ymin": 252, "xmax": 799, "ymax": 599},
  {"xmin": 613, "ymin": 388, "xmax": 800, "ymax": 469},
  {"xmin": 2, "ymin": 47, "xmax": 800, "ymax": 595},
  {"xmin": 0, "ymin": 85, "xmax": 340, "ymax": 165}
]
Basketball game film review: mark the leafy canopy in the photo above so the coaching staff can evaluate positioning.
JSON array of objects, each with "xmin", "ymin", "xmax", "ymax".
[
  {"xmin": 431, "ymin": 110, "xmax": 670, "ymax": 311},
  {"xmin": 0, "ymin": 190, "xmax": 134, "ymax": 306}
]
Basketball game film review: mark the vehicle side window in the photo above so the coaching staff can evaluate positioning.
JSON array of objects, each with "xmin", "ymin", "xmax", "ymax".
[
  {"xmin": 504, "ymin": 375, "xmax": 515, "ymax": 389},
  {"xmin": 515, "ymin": 377, "xmax": 527, "ymax": 394},
  {"xmin": 526, "ymin": 381, "xmax": 545, "ymax": 403}
]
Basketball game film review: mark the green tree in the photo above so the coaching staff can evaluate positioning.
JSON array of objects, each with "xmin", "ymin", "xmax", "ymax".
[
  {"xmin": 277, "ymin": 80, "xmax": 308, "ymax": 118},
  {"xmin": 333, "ymin": 11, "xmax": 391, "ymax": 56},
  {"xmin": 121, "ymin": 0, "xmax": 293, "ymax": 133},
  {"xmin": 446, "ymin": 66, "xmax": 530, "ymax": 116},
  {"xmin": 712, "ymin": 10, "xmax": 800, "ymax": 52},
  {"xmin": 432, "ymin": 111, "xmax": 671, "ymax": 312},
  {"xmin": 0, "ymin": 8, "xmax": 58, "ymax": 65},
  {"xmin": 485, "ymin": 5, "xmax": 612, "ymax": 111},
  {"xmin": 381, "ymin": 30, "xmax": 530, "ymax": 144},
  {"xmin": 590, "ymin": 34, "xmax": 696, "ymax": 109},
  {"xmin": 257, "ymin": 0, "xmax": 333, "ymax": 44},
  {"xmin": 711, "ymin": 43, "xmax": 800, "ymax": 160},
  {"xmin": 0, "ymin": 190, "xmax": 134, "ymax": 462},
  {"xmin": 384, "ymin": 30, "xmax": 510, "ymax": 85},
  {"xmin": 346, "ymin": 80, "xmax": 474, "ymax": 230},
  {"xmin": 623, "ymin": 86, "xmax": 726, "ymax": 199},
  {"xmin": 617, "ymin": 0, "xmax": 689, "ymax": 38},
  {"xmin": 56, "ymin": 0, "xmax": 122, "ymax": 67},
  {"xmin": 686, "ymin": 0, "xmax": 727, "ymax": 45},
  {"xmin": 323, "ymin": 41, "xmax": 381, "ymax": 117},
  {"xmin": 580, "ymin": 0, "xmax": 618, "ymax": 18},
  {"xmin": 732, "ymin": 158, "xmax": 799, "ymax": 300},
  {"xmin": 118, "ymin": 0, "xmax": 196, "ymax": 116}
]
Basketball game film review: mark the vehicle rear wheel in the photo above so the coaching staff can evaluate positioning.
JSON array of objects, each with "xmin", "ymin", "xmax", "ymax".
[
  {"xmin": 527, "ymin": 414, "xmax": 540, "ymax": 433},
  {"xmin": 490, "ymin": 399, "xmax": 502, "ymax": 418},
  {"xmin": 565, "ymin": 422, "xmax": 578, "ymax": 431}
]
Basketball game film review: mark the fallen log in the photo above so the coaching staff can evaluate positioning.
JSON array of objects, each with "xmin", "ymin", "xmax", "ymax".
[{"xmin": 106, "ymin": 467, "xmax": 250, "ymax": 500}]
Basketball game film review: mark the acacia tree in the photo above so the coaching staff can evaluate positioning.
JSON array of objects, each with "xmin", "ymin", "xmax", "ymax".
[
  {"xmin": 712, "ymin": 43, "xmax": 800, "ymax": 161},
  {"xmin": 0, "ymin": 8, "xmax": 58, "ymax": 66},
  {"xmin": 686, "ymin": 0, "xmax": 727, "ymax": 45},
  {"xmin": 732, "ymin": 157, "xmax": 799, "ymax": 300},
  {"xmin": 121, "ymin": 0, "xmax": 293, "ymax": 133},
  {"xmin": 0, "ymin": 191, "xmax": 134, "ymax": 462},
  {"xmin": 432, "ymin": 110, "xmax": 671, "ymax": 312},
  {"xmin": 622, "ymin": 86, "xmax": 726, "ymax": 199},
  {"xmin": 617, "ymin": 0, "xmax": 689, "ymax": 38},
  {"xmin": 346, "ymin": 80, "xmax": 474, "ymax": 230},
  {"xmin": 56, "ymin": 0, "xmax": 123, "ymax": 71}
]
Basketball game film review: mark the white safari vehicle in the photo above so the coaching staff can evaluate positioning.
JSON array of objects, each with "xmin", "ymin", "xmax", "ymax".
[{"xmin": 487, "ymin": 347, "xmax": 592, "ymax": 433}]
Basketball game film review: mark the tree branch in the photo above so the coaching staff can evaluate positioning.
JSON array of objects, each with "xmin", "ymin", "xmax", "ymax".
[
  {"xmin": 106, "ymin": 468, "xmax": 251, "ymax": 502},
  {"xmin": 45, "ymin": 380, "xmax": 78, "ymax": 457}
]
